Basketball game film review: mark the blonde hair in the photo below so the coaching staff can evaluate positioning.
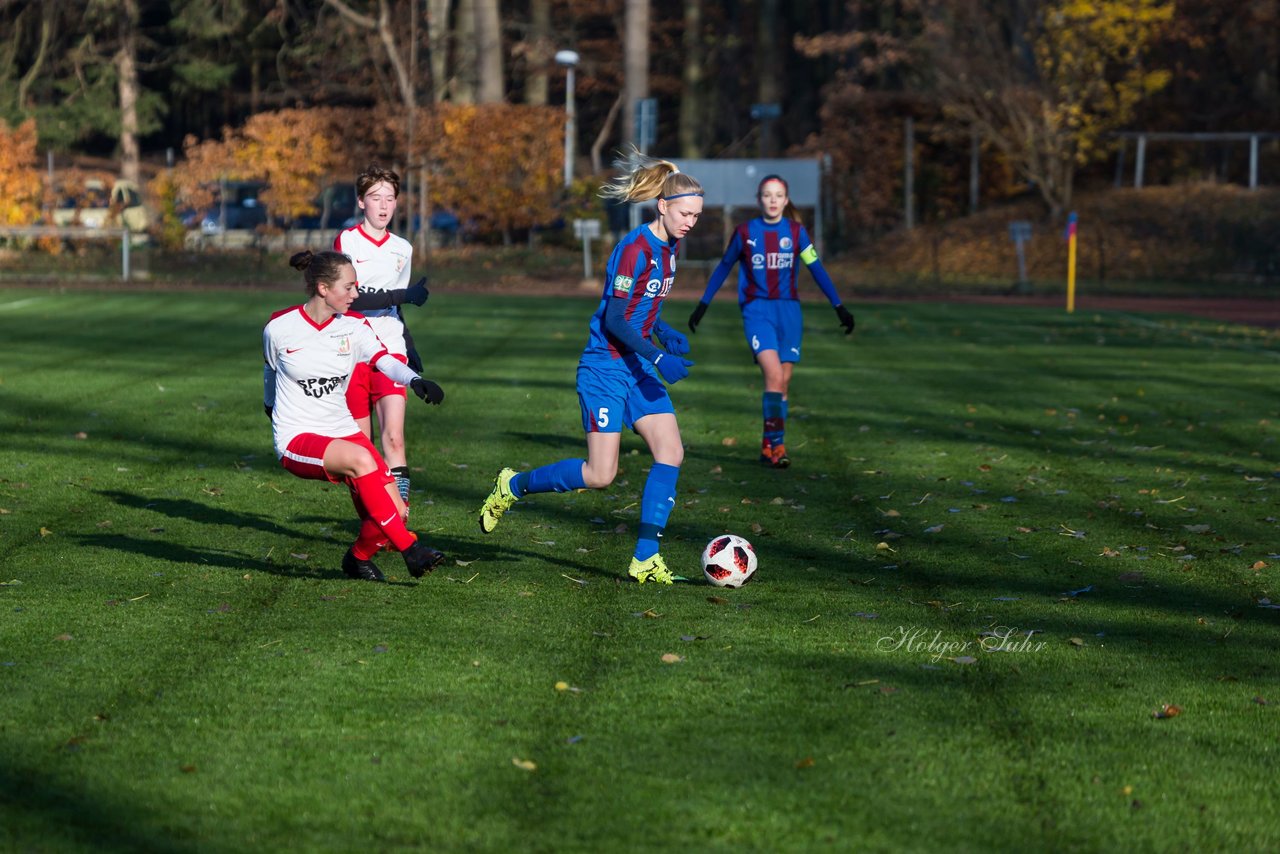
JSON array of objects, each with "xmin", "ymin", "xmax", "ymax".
[{"xmin": 600, "ymin": 151, "xmax": 703, "ymax": 203}]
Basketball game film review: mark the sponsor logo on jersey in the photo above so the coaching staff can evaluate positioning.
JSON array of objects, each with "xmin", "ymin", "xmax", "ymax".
[
  {"xmin": 746, "ymin": 239, "xmax": 758, "ymax": 247},
  {"xmin": 285, "ymin": 347, "xmax": 303, "ymax": 354},
  {"xmin": 393, "ymin": 252, "xmax": 408, "ymax": 273},
  {"xmin": 645, "ymin": 277, "xmax": 662, "ymax": 296},
  {"xmin": 779, "ymin": 237, "xmax": 792, "ymax": 250},
  {"xmin": 334, "ymin": 335, "xmax": 351, "ymax": 354},
  {"xmin": 766, "ymin": 252, "xmax": 794, "ymax": 270},
  {"xmin": 297, "ymin": 374, "xmax": 347, "ymax": 398},
  {"xmin": 613, "ymin": 275, "xmax": 634, "ymax": 295},
  {"xmin": 751, "ymin": 253, "xmax": 765, "ymax": 268}
]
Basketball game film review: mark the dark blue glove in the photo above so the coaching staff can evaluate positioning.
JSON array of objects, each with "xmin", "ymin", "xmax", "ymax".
[
  {"xmin": 688, "ymin": 301, "xmax": 708, "ymax": 333},
  {"xmin": 410, "ymin": 377, "xmax": 445, "ymax": 404},
  {"xmin": 657, "ymin": 326, "xmax": 690, "ymax": 356},
  {"xmin": 654, "ymin": 354, "xmax": 693, "ymax": 384},
  {"xmin": 405, "ymin": 277, "xmax": 429, "ymax": 307},
  {"xmin": 835, "ymin": 304, "xmax": 855, "ymax": 334}
]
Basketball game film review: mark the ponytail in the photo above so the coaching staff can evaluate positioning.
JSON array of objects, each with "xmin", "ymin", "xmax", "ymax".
[{"xmin": 601, "ymin": 150, "xmax": 704, "ymax": 203}]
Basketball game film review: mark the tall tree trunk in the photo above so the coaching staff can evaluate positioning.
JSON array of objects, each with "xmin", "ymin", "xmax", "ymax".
[
  {"xmin": 678, "ymin": 0, "xmax": 704, "ymax": 157},
  {"xmin": 524, "ymin": 0, "xmax": 552, "ymax": 106},
  {"xmin": 427, "ymin": 0, "xmax": 451, "ymax": 103},
  {"xmin": 756, "ymin": 0, "xmax": 782, "ymax": 157},
  {"xmin": 623, "ymin": 0, "xmax": 650, "ymax": 150},
  {"xmin": 475, "ymin": 0, "xmax": 503, "ymax": 103},
  {"xmin": 115, "ymin": 0, "xmax": 141, "ymax": 185},
  {"xmin": 454, "ymin": 0, "xmax": 478, "ymax": 103}
]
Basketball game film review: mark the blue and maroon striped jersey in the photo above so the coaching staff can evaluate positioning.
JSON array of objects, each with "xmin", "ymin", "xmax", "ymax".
[
  {"xmin": 699, "ymin": 217, "xmax": 840, "ymax": 307},
  {"xmin": 582, "ymin": 224, "xmax": 678, "ymax": 363}
]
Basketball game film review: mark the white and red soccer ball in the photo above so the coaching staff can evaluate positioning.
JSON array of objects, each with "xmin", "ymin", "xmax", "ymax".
[{"xmin": 701, "ymin": 534, "xmax": 757, "ymax": 588}]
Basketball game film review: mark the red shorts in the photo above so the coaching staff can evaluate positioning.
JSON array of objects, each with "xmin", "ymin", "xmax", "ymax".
[
  {"xmin": 345, "ymin": 355, "xmax": 408, "ymax": 420},
  {"xmin": 281, "ymin": 432, "xmax": 383, "ymax": 482}
]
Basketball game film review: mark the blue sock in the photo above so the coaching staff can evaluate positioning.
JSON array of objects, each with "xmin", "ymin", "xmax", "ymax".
[
  {"xmin": 634, "ymin": 462, "xmax": 679, "ymax": 561},
  {"xmin": 763, "ymin": 392, "xmax": 785, "ymax": 448},
  {"xmin": 513, "ymin": 459, "xmax": 586, "ymax": 497}
]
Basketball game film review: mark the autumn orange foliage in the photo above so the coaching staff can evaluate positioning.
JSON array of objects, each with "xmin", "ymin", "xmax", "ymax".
[
  {"xmin": 417, "ymin": 103, "xmax": 563, "ymax": 238},
  {"xmin": 0, "ymin": 119, "xmax": 44, "ymax": 227}
]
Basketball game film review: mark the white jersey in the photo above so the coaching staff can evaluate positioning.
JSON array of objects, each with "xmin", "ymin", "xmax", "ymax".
[
  {"xmin": 333, "ymin": 225, "xmax": 412, "ymax": 355},
  {"xmin": 263, "ymin": 306, "xmax": 391, "ymax": 459}
]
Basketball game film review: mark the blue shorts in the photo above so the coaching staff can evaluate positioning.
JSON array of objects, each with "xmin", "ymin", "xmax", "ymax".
[
  {"xmin": 742, "ymin": 299, "xmax": 803, "ymax": 362},
  {"xmin": 576, "ymin": 357, "xmax": 674, "ymax": 433}
]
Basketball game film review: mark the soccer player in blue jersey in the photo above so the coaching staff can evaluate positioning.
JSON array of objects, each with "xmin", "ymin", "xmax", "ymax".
[
  {"xmin": 687, "ymin": 174, "xmax": 855, "ymax": 468},
  {"xmin": 478, "ymin": 155, "xmax": 703, "ymax": 585}
]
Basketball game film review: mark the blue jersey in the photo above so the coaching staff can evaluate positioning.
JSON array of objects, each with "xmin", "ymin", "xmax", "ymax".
[
  {"xmin": 699, "ymin": 217, "xmax": 840, "ymax": 307},
  {"xmin": 582, "ymin": 223, "xmax": 678, "ymax": 363}
]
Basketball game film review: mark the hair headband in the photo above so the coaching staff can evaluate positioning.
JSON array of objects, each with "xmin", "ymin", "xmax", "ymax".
[{"xmin": 663, "ymin": 192, "xmax": 704, "ymax": 200}]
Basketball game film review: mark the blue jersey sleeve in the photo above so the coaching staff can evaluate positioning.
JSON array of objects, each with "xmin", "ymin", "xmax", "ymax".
[
  {"xmin": 798, "ymin": 225, "xmax": 842, "ymax": 305},
  {"xmin": 698, "ymin": 229, "xmax": 744, "ymax": 305},
  {"xmin": 604, "ymin": 295, "xmax": 661, "ymax": 362}
]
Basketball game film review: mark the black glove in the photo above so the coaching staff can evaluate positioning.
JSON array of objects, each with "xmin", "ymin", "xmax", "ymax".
[
  {"xmin": 405, "ymin": 277, "xmax": 429, "ymax": 307},
  {"xmin": 406, "ymin": 345, "xmax": 423, "ymax": 374},
  {"xmin": 835, "ymin": 304, "xmax": 855, "ymax": 335},
  {"xmin": 688, "ymin": 301, "xmax": 709, "ymax": 333},
  {"xmin": 410, "ymin": 377, "xmax": 444, "ymax": 405},
  {"xmin": 264, "ymin": 405, "xmax": 273, "ymax": 419}
]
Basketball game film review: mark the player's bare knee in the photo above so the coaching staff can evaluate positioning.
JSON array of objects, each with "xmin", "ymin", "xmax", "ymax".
[{"xmin": 582, "ymin": 463, "xmax": 616, "ymax": 489}]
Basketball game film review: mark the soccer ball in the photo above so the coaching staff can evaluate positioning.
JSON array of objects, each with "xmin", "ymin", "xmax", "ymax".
[{"xmin": 701, "ymin": 534, "xmax": 757, "ymax": 588}]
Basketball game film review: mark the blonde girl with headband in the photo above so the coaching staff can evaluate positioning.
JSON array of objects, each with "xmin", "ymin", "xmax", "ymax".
[{"xmin": 478, "ymin": 154, "xmax": 704, "ymax": 584}]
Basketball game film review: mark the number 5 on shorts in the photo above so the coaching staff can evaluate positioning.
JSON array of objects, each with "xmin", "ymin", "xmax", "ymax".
[{"xmin": 597, "ymin": 407, "xmax": 610, "ymax": 428}]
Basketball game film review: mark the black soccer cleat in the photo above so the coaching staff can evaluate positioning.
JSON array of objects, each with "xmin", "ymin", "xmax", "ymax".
[
  {"xmin": 402, "ymin": 538, "xmax": 446, "ymax": 578},
  {"xmin": 342, "ymin": 548, "xmax": 385, "ymax": 582}
]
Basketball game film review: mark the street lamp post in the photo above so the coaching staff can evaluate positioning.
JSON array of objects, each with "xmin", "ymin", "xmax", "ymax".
[{"xmin": 556, "ymin": 50, "xmax": 580, "ymax": 188}]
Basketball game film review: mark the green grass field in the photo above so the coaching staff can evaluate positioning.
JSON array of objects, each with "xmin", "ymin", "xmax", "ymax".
[{"xmin": 1, "ymin": 286, "xmax": 1278, "ymax": 851}]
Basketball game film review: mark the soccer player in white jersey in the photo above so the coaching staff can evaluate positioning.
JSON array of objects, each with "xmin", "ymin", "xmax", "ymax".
[
  {"xmin": 333, "ymin": 165, "xmax": 428, "ymax": 505},
  {"xmin": 263, "ymin": 249, "xmax": 446, "ymax": 582}
]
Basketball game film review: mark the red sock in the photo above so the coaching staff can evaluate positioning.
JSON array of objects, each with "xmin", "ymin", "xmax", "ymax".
[
  {"xmin": 352, "ymin": 519, "xmax": 389, "ymax": 560},
  {"xmin": 348, "ymin": 471, "xmax": 416, "ymax": 552}
]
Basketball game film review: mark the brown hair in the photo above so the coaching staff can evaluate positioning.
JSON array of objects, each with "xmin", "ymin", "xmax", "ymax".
[
  {"xmin": 600, "ymin": 152, "xmax": 703, "ymax": 203},
  {"xmin": 356, "ymin": 164, "xmax": 401, "ymax": 199},
  {"xmin": 757, "ymin": 174, "xmax": 800, "ymax": 223},
  {"xmin": 289, "ymin": 250, "xmax": 352, "ymax": 297}
]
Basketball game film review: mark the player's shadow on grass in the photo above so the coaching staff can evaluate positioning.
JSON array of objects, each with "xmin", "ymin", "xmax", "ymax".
[
  {"xmin": 71, "ymin": 533, "xmax": 417, "ymax": 584},
  {"xmin": 96, "ymin": 490, "xmax": 307, "ymax": 539},
  {"xmin": 421, "ymin": 532, "xmax": 623, "ymax": 581},
  {"xmin": 0, "ymin": 757, "xmax": 200, "ymax": 854},
  {"xmin": 500, "ymin": 431, "xmax": 586, "ymax": 452}
]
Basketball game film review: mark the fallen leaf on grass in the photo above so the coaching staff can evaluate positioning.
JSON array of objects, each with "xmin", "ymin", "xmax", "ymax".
[
  {"xmin": 707, "ymin": 596, "xmax": 729, "ymax": 605},
  {"xmin": 633, "ymin": 609, "xmax": 662, "ymax": 619},
  {"xmin": 1251, "ymin": 561, "xmax": 1268, "ymax": 571},
  {"xmin": 879, "ymin": 685, "xmax": 898, "ymax": 695},
  {"xmin": 1253, "ymin": 696, "xmax": 1269, "ymax": 706},
  {"xmin": 1068, "ymin": 637, "xmax": 1086, "ymax": 647},
  {"xmin": 1182, "ymin": 524, "xmax": 1212, "ymax": 534},
  {"xmin": 39, "ymin": 527, "xmax": 53, "ymax": 537},
  {"xmin": 876, "ymin": 542, "xmax": 896, "ymax": 553},
  {"xmin": 721, "ymin": 437, "xmax": 737, "ymax": 447},
  {"xmin": 455, "ymin": 559, "xmax": 477, "ymax": 567},
  {"xmin": 661, "ymin": 653, "xmax": 684, "ymax": 664},
  {"xmin": 951, "ymin": 656, "xmax": 978, "ymax": 665},
  {"xmin": 54, "ymin": 634, "xmax": 73, "ymax": 642},
  {"xmin": 512, "ymin": 757, "xmax": 537, "ymax": 772},
  {"xmin": 680, "ymin": 635, "xmax": 710, "ymax": 642},
  {"xmin": 180, "ymin": 764, "xmax": 197, "ymax": 774},
  {"xmin": 923, "ymin": 524, "xmax": 944, "ymax": 534},
  {"xmin": 1152, "ymin": 704, "xmax": 1182, "ymax": 719},
  {"xmin": 795, "ymin": 757, "xmax": 815, "ymax": 769},
  {"xmin": 554, "ymin": 681, "xmax": 583, "ymax": 693}
]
